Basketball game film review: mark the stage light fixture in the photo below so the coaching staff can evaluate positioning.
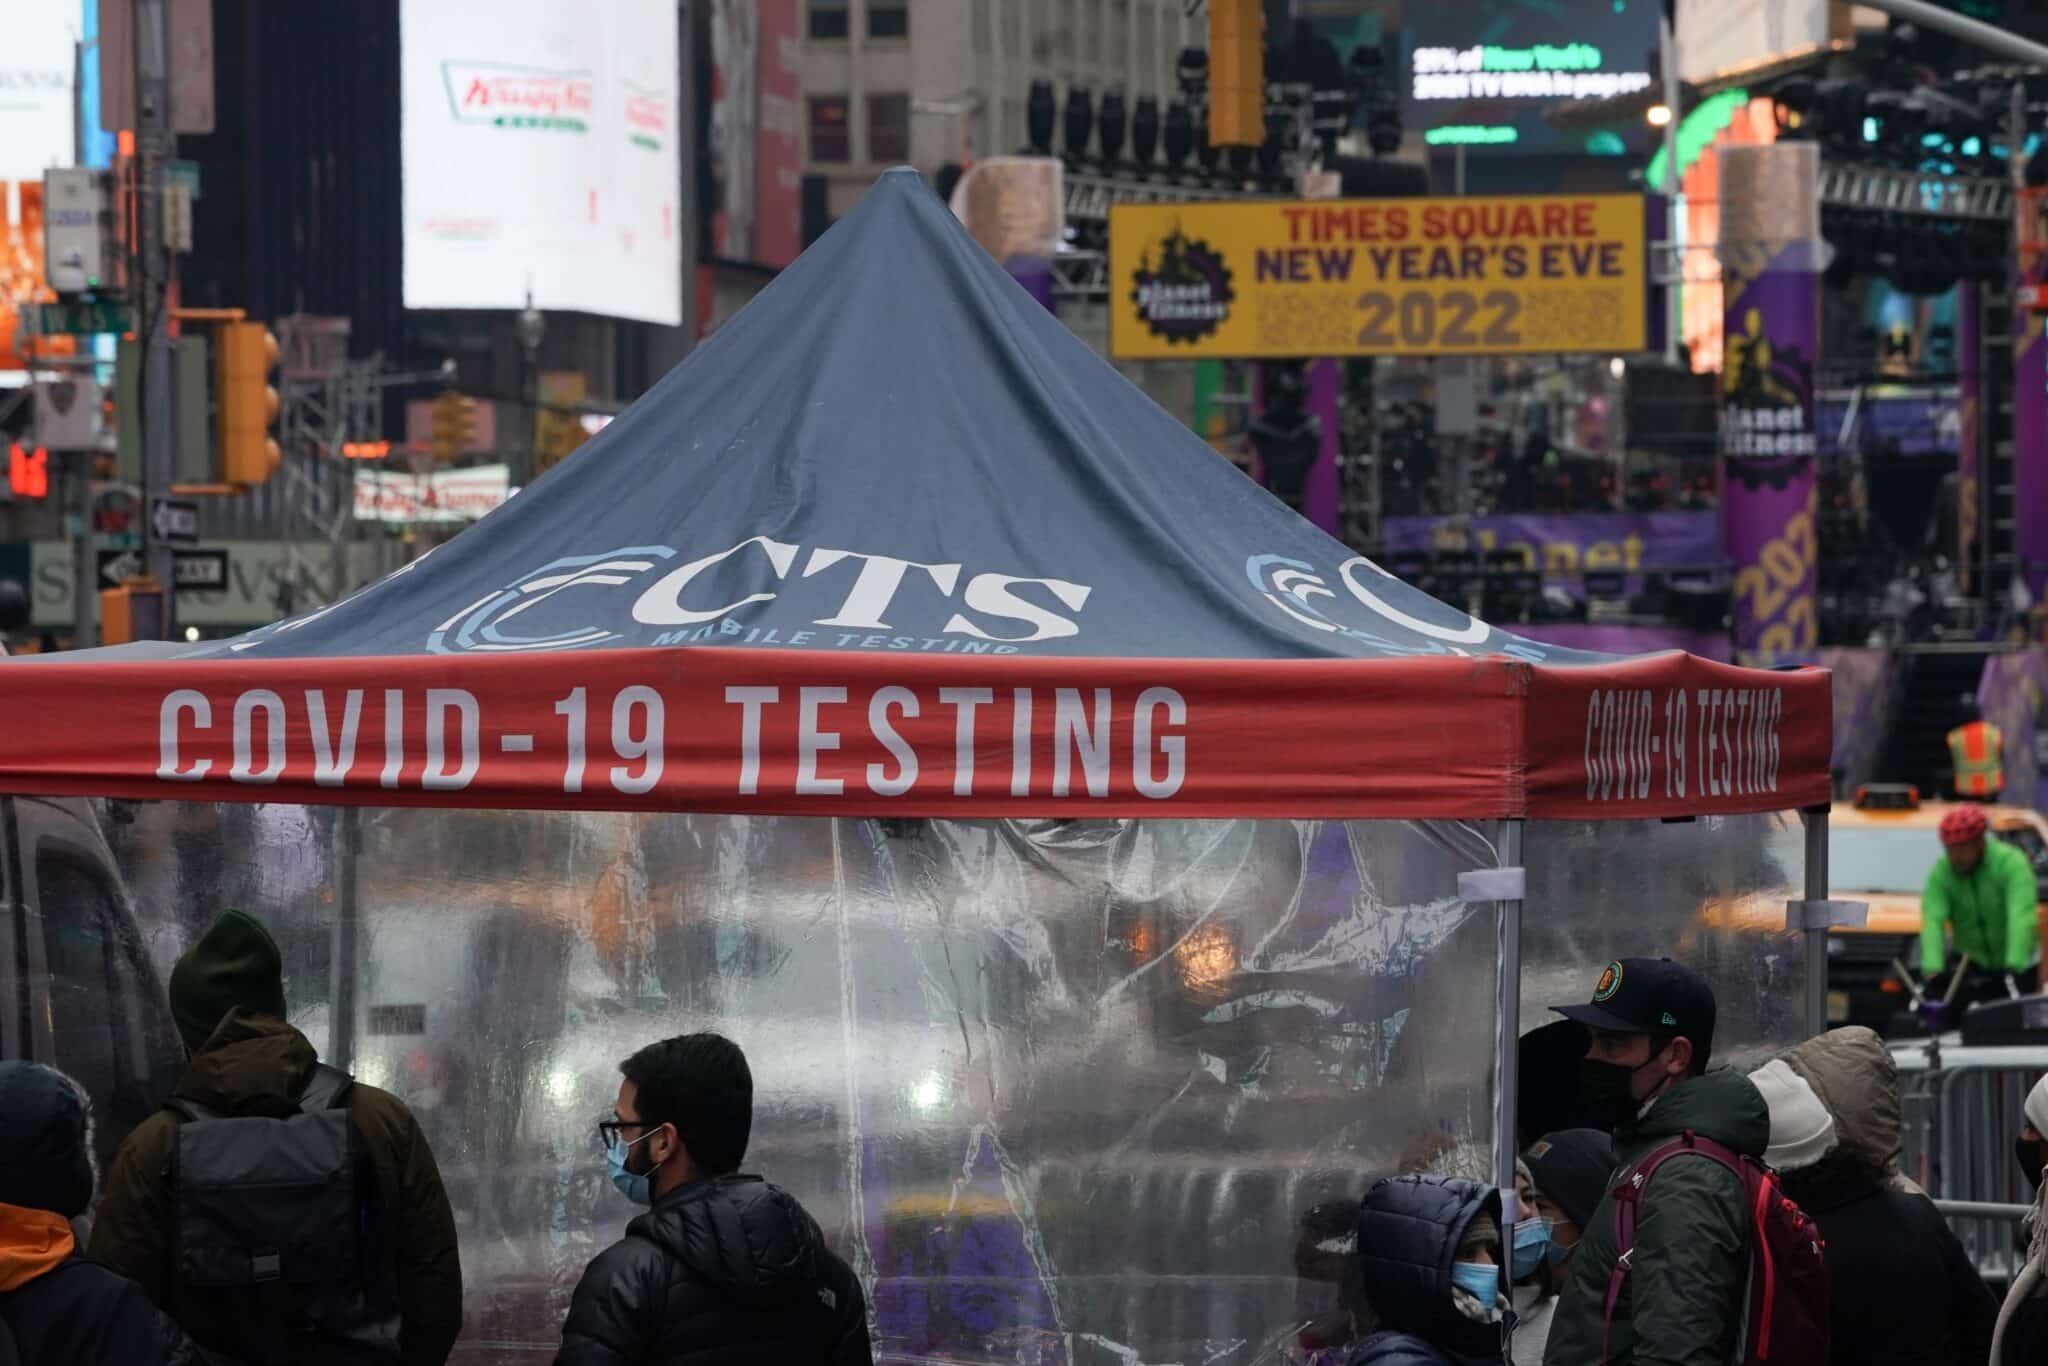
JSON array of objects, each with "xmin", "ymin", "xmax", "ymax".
[
  {"xmin": 1026, "ymin": 79, "xmax": 1057, "ymax": 154},
  {"xmin": 1131, "ymin": 94, "xmax": 1161, "ymax": 168},
  {"xmin": 1098, "ymin": 89, "xmax": 1128, "ymax": 165},
  {"xmin": 1063, "ymin": 85, "xmax": 1095, "ymax": 163}
]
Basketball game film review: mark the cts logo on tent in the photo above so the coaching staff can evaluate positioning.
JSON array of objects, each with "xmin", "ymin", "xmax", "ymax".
[
  {"xmin": 428, "ymin": 537, "xmax": 1095, "ymax": 655},
  {"xmin": 1244, "ymin": 553, "xmax": 1551, "ymax": 661}
]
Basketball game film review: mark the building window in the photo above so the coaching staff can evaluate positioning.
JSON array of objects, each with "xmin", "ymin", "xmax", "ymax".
[
  {"xmin": 809, "ymin": 0, "xmax": 848, "ymax": 40},
  {"xmin": 809, "ymin": 96, "xmax": 851, "ymax": 163},
  {"xmin": 869, "ymin": 3, "xmax": 909, "ymax": 38},
  {"xmin": 868, "ymin": 93, "xmax": 910, "ymax": 164}
]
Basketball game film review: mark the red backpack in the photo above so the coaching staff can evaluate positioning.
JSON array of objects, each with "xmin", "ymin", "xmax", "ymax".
[{"xmin": 1601, "ymin": 1129, "xmax": 1829, "ymax": 1365}]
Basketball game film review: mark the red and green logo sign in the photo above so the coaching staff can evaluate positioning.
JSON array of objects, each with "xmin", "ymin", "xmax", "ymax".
[
  {"xmin": 443, "ymin": 62, "xmax": 593, "ymax": 133},
  {"xmin": 624, "ymin": 82, "xmax": 669, "ymax": 151}
]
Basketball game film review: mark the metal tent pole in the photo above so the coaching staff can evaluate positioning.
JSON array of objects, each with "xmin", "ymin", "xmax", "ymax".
[
  {"xmin": 1477, "ymin": 821, "xmax": 1527, "ymax": 1219},
  {"xmin": 1802, "ymin": 806, "xmax": 1831, "ymax": 1037}
]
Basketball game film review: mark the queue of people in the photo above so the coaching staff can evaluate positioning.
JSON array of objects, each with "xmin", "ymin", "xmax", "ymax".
[
  {"xmin": 1334, "ymin": 956, "xmax": 2024, "ymax": 1366},
  {"xmin": 5, "ymin": 922, "xmax": 2045, "ymax": 1365},
  {"xmin": 0, "ymin": 909, "xmax": 872, "ymax": 1366}
]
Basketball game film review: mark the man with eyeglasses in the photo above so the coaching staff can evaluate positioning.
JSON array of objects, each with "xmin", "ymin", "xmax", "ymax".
[{"xmin": 557, "ymin": 1032, "xmax": 871, "ymax": 1365}]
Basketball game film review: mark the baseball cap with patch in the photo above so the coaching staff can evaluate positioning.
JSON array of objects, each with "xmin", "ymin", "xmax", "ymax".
[{"xmin": 1551, "ymin": 957, "xmax": 1716, "ymax": 1064}]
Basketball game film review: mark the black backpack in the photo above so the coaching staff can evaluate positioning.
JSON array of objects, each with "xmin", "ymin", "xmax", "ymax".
[{"xmin": 167, "ymin": 1064, "xmax": 401, "ymax": 1365}]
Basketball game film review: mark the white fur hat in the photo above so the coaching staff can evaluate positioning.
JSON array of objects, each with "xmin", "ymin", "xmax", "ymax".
[{"xmin": 1750, "ymin": 1058, "xmax": 1837, "ymax": 1172}]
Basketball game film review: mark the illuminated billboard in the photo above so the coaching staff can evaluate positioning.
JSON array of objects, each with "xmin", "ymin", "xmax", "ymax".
[
  {"xmin": 400, "ymin": 0, "xmax": 681, "ymax": 324},
  {"xmin": 1108, "ymin": 195, "xmax": 1654, "ymax": 360},
  {"xmin": 1406, "ymin": 0, "xmax": 1659, "ymax": 157}
]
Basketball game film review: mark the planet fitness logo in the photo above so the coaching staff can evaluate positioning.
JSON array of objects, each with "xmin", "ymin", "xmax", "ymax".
[{"xmin": 1130, "ymin": 225, "xmax": 1234, "ymax": 343}]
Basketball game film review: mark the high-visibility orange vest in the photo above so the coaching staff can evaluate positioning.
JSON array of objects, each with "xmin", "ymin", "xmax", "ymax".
[{"xmin": 1948, "ymin": 720, "xmax": 2005, "ymax": 797}]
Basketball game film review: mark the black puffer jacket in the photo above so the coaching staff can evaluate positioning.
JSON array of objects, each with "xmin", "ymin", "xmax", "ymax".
[
  {"xmin": 1348, "ymin": 1175, "xmax": 1508, "ymax": 1366},
  {"xmin": 0, "ymin": 1062, "xmax": 174, "ymax": 1365},
  {"xmin": 555, "ymin": 1175, "xmax": 871, "ymax": 1366}
]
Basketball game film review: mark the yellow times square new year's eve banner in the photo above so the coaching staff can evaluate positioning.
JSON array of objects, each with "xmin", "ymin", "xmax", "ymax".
[{"xmin": 1108, "ymin": 194, "xmax": 1653, "ymax": 360}]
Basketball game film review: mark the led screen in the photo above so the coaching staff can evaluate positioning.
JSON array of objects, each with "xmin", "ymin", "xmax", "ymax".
[
  {"xmin": 400, "ymin": 0, "xmax": 682, "ymax": 323},
  {"xmin": 1406, "ymin": 0, "xmax": 1659, "ymax": 157}
]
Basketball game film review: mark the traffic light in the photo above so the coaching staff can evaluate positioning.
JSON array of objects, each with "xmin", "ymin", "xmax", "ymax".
[
  {"xmin": 216, "ymin": 320, "xmax": 280, "ymax": 486},
  {"xmin": 429, "ymin": 391, "xmax": 479, "ymax": 463},
  {"xmin": 1207, "ymin": 0, "xmax": 1263, "ymax": 148}
]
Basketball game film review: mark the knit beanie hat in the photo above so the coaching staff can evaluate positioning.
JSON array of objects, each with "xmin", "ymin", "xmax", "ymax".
[
  {"xmin": 1457, "ymin": 1208, "xmax": 1502, "ymax": 1260},
  {"xmin": 170, "ymin": 909, "xmax": 287, "ymax": 1053},
  {"xmin": 1750, "ymin": 1058, "xmax": 1837, "ymax": 1172},
  {"xmin": 1524, "ymin": 1128, "xmax": 1618, "ymax": 1232},
  {"xmin": 0, "ymin": 1061, "xmax": 95, "ymax": 1218}
]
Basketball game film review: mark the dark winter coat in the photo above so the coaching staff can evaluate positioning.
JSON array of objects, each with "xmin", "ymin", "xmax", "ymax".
[
  {"xmin": 1542, "ymin": 1068, "xmax": 1771, "ymax": 1366},
  {"xmin": 0, "ymin": 1254, "xmax": 171, "ymax": 1366},
  {"xmin": 555, "ymin": 1173, "xmax": 872, "ymax": 1366},
  {"xmin": 0, "ymin": 1062, "xmax": 172, "ymax": 1365},
  {"xmin": 87, "ymin": 1010, "xmax": 464, "ymax": 1366},
  {"xmin": 1347, "ymin": 1174, "xmax": 1508, "ymax": 1366},
  {"xmin": 1774, "ymin": 1028, "xmax": 1995, "ymax": 1366}
]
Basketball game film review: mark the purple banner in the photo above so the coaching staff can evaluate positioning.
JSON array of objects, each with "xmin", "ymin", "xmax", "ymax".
[
  {"xmin": 1723, "ymin": 263, "xmax": 1820, "ymax": 666},
  {"xmin": 1959, "ymin": 291, "xmax": 1981, "ymax": 594},
  {"xmin": 1514, "ymin": 621, "xmax": 1730, "ymax": 661},
  {"xmin": 1381, "ymin": 511, "xmax": 1720, "ymax": 576},
  {"xmin": 2019, "ymin": 312, "xmax": 2048, "ymax": 599},
  {"xmin": 1304, "ymin": 359, "xmax": 1340, "ymax": 537},
  {"xmin": 1978, "ymin": 647, "xmax": 2048, "ymax": 813},
  {"xmin": 1821, "ymin": 646, "xmax": 1896, "ymax": 797},
  {"xmin": 1815, "ymin": 389, "xmax": 1960, "ymax": 458},
  {"xmin": 1004, "ymin": 256, "xmax": 1056, "ymax": 314}
]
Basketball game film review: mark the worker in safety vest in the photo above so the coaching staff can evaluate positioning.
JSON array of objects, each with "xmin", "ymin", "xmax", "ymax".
[
  {"xmin": 1922, "ymin": 805, "xmax": 2039, "ymax": 1006},
  {"xmin": 1949, "ymin": 716, "xmax": 2006, "ymax": 800}
]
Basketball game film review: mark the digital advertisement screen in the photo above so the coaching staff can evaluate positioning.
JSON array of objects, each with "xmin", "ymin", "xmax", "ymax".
[
  {"xmin": 1406, "ymin": 0, "xmax": 1659, "ymax": 158},
  {"xmin": 400, "ymin": 0, "xmax": 682, "ymax": 324}
]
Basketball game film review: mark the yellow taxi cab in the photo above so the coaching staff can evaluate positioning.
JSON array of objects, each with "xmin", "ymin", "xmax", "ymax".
[{"xmin": 1701, "ymin": 785, "xmax": 2048, "ymax": 1030}]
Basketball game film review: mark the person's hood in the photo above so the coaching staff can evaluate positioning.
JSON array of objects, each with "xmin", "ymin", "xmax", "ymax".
[
  {"xmin": 0, "ymin": 1062, "xmax": 95, "ymax": 1217},
  {"xmin": 627, "ymin": 1174, "xmax": 835, "ymax": 1308},
  {"xmin": 174, "ymin": 1009, "xmax": 318, "ymax": 1115},
  {"xmin": 0, "ymin": 1202, "xmax": 75, "ymax": 1293},
  {"xmin": 1625, "ymin": 1067, "xmax": 1770, "ymax": 1157},
  {"xmin": 1355, "ymin": 1174, "xmax": 1504, "ymax": 1364},
  {"xmin": 1775, "ymin": 1027, "xmax": 1902, "ymax": 1178}
]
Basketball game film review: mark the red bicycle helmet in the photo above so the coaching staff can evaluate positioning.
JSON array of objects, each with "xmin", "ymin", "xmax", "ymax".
[{"xmin": 1939, "ymin": 805, "xmax": 1989, "ymax": 846}]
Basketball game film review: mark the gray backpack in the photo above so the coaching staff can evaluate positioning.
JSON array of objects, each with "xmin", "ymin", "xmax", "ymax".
[{"xmin": 167, "ymin": 1064, "xmax": 401, "ymax": 1365}]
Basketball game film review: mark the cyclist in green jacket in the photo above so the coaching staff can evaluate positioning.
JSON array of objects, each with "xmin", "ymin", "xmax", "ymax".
[{"xmin": 1921, "ymin": 805, "xmax": 2039, "ymax": 1003}]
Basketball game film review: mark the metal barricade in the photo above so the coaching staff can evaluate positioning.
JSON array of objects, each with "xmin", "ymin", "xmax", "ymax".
[
  {"xmin": 1893, "ymin": 1039, "xmax": 2048, "ymax": 1280},
  {"xmin": 1932, "ymin": 1199, "xmax": 2036, "ymax": 1286}
]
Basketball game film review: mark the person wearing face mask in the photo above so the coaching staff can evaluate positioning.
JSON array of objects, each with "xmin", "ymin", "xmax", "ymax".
[
  {"xmin": 1539, "ymin": 958, "xmax": 1769, "ymax": 1366},
  {"xmin": 1347, "ymin": 1174, "xmax": 1509, "ymax": 1366},
  {"xmin": 557, "ymin": 1033, "xmax": 870, "ymax": 1366},
  {"xmin": 1750, "ymin": 1028, "xmax": 1993, "ymax": 1366},
  {"xmin": 1993, "ymin": 1075, "xmax": 2048, "ymax": 1366},
  {"xmin": 1513, "ymin": 1130, "xmax": 1614, "ymax": 1366}
]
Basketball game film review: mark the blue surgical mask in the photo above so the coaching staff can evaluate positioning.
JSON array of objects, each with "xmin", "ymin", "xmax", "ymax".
[
  {"xmin": 1450, "ymin": 1259, "xmax": 1501, "ymax": 1306},
  {"xmin": 1510, "ymin": 1217, "xmax": 1553, "ymax": 1280},
  {"xmin": 606, "ymin": 1129, "xmax": 659, "ymax": 1205}
]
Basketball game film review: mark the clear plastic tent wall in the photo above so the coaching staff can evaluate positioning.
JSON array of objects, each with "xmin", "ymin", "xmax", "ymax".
[{"xmin": 23, "ymin": 799, "xmax": 1807, "ymax": 1365}]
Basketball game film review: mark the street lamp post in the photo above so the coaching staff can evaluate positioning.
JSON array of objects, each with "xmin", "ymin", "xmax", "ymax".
[{"xmin": 516, "ymin": 287, "xmax": 546, "ymax": 488}]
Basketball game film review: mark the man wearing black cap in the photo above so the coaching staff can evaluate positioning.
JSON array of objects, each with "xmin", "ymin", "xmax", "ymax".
[
  {"xmin": 1540, "ymin": 958, "xmax": 1770, "ymax": 1366},
  {"xmin": 88, "ymin": 909, "xmax": 464, "ymax": 1364}
]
